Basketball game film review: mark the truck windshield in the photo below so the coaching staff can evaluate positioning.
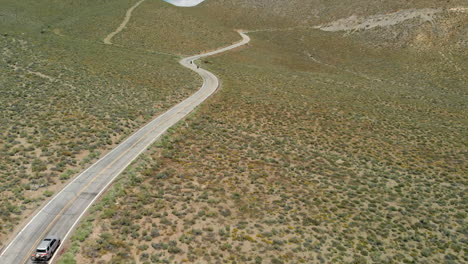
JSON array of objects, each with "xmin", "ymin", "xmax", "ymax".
[{"xmin": 37, "ymin": 249, "xmax": 47, "ymax": 253}]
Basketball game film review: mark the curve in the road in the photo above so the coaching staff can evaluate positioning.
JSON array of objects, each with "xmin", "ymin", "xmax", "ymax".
[{"xmin": 0, "ymin": 21, "xmax": 250, "ymax": 264}]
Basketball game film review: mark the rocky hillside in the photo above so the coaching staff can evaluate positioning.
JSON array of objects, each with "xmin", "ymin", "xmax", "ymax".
[
  {"xmin": 353, "ymin": 10, "xmax": 468, "ymax": 49},
  {"xmin": 199, "ymin": 0, "xmax": 467, "ymax": 27},
  {"xmin": 186, "ymin": 0, "xmax": 468, "ymax": 51}
]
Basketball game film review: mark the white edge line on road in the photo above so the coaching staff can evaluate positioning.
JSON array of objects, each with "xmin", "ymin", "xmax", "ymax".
[
  {"xmin": 49, "ymin": 44, "xmax": 223, "ymax": 264},
  {"xmin": 1, "ymin": 30, "xmax": 249, "ymax": 260},
  {"xmin": 1, "ymin": 30, "xmax": 248, "ymax": 263},
  {"xmin": 50, "ymin": 33, "xmax": 245, "ymax": 263},
  {"xmin": 49, "ymin": 34, "xmax": 245, "ymax": 263},
  {"xmin": 49, "ymin": 127, "xmax": 167, "ymax": 263},
  {"xmin": 0, "ymin": 138, "xmax": 117, "ymax": 257},
  {"xmin": 0, "ymin": 85, "xmax": 187, "ymax": 258}
]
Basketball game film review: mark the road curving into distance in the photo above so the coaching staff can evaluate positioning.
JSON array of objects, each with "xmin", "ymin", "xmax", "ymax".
[{"xmin": 0, "ymin": 30, "xmax": 250, "ymax": 264}]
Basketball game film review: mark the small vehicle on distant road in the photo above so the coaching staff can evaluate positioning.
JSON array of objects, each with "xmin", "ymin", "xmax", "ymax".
[{"xmin": 30, "ymin": 236, "xmax": 61, "ymax": 262}]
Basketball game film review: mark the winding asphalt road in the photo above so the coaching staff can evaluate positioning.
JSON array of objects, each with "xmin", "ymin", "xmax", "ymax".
[{"xmin": 0, "ymin": 31, "xmax": 250, "ymax": 264}]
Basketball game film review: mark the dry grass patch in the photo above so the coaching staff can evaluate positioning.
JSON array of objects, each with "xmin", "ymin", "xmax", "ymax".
[
  {"xmin": 64, "ymin": 28, "xmax": 466, "ymax": 264},
  {"xmin": 0, "ymin": 0, "xmax": 200, "ymax": 245}
]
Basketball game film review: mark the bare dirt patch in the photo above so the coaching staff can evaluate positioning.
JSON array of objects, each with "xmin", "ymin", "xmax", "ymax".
[{"xmin": 316, "ymin": 8, "xmax": 441, "ymax": 32}]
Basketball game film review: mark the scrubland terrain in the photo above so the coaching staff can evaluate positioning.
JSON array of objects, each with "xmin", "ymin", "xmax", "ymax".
[
  {"xmin": 0, "ymin": 0, "xmax": 200, "ymax": 247},
  {"xmin": 110, "ymin": 0, "xmax": 468, "ymax": 55},
  {"xmin": 57, "ymin": 1, "xmax": 467, "ymax": 264},
  {"xmin": 111, "ymin": 0, "xmax": 239, "ymax": 55},
  {"xmin": 0, "ymin": 0, "xmax": 466, "ymax": 263},
  {"xmin": 200, "ymin": 0, "xmax": 467, "ymax": 28}
]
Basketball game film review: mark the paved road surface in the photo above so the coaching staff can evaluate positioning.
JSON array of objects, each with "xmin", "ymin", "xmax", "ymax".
[{"xmin": 0, "ymin": 31, "xmax": 250, "ymax": 264}]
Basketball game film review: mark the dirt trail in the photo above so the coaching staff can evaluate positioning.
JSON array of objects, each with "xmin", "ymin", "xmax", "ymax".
[{"xmin": 103, "ymin": 0, "xmax": 146, "ymax": 45}]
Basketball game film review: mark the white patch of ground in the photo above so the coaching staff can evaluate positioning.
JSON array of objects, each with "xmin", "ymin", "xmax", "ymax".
[
  {"xmin": 164, "ymin": 0, "xmax": 206, "ymax": 7},
  {"xmin": 316, "ymin": 8, "xmax": 442, "ymax": 32},
  {"xmin": 449, "ymin": 7, "xmax": 468, "ymax": 13}
]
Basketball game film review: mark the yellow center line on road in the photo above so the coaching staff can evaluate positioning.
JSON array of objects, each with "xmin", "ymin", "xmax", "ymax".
[
  {"xmin": 21, "ymin": 31, "xmax": 246, "ymax": 264},
  {"xmin": 21, "ymin": 95, "xmax": 207, "ymax": 264}
]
